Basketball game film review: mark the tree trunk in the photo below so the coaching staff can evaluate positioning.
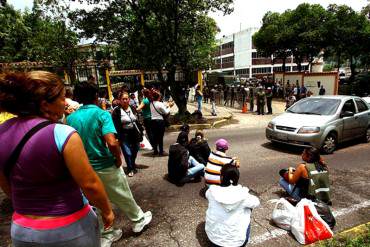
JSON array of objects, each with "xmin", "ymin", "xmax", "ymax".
[
  {"xmin": 337, "ymin": 53, "xmax": 341, "ymax": 71},
  {"xmin": 167, "ymin": 67, "xmax": 187, "ymax": 115},
  {"xmin": 282, "ymin": 57, "xmax": 286, "ymax": 72}
]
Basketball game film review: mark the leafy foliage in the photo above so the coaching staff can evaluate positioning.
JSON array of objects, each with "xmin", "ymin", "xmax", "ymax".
[
  {"xmin": 0, "ymin": 2, "xmax": 79, "ymax": 81},
  {"xmin": 253, "ymin": 3, "xmax": 370, "ymax": 76},
  {"xmin": 67, "ymin": 0, "xmax": 233, "ymax": 113}
]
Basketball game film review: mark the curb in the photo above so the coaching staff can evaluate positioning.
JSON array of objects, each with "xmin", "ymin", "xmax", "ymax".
[
  {"xmin": 313, "ymin": 222, "xmax": 370, "ymax": 246},
  {"xmin": 336, "ymin": 222, "xmax": 370, "ymax": 239},
  {"xmin": 167, "ymin": 123, "xmax": 211, "ymax": 132},
  {"xmin": 167, "ymin": 111, "xmax": 234, "ymax": 132}
]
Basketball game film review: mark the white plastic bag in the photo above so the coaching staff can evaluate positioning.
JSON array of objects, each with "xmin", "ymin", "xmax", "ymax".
[
  {"xmin": 291, "ymin": 198, "xmax": 333, "ymax": 245},
  {"xmin": 271, "ymin": 198, "xmax": 297, "ymax": 230},
  {"xmin": 140, "ymin": 135, "xmax": 152, "ymax": 151}
]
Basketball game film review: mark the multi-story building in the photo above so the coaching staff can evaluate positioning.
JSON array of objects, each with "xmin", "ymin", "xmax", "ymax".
[{"xmin": 209, "ymin": 27, "xmax": 309, "ymax": 79}]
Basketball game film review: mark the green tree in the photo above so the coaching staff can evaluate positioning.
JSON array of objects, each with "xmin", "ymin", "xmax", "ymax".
[
  {"xmin": 253, "ymin": 11, "xmax": 292, "ymax": 72},
  {"xmin": 0, "ymin": 2, "xmax": 79, "ymax": 82},
  {"xmin": 67, "ymin": 0, "xmax": 233, "ymax": 114},
  {"xmin": 325, "ymin": 4, "xmax": 369, "ymax": 78},
  {"xmin": 0, "ymin": 4, "xmax": 30, "ymax": 62},
  {"xmin": 287, "ymin": 3, "xmax": 327, "ymax": 71}
]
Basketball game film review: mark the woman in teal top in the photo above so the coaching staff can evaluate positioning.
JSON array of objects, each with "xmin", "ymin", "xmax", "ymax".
[{"xmin": 137, "ymin": 88, "xmax": 153, "ymax": 146}]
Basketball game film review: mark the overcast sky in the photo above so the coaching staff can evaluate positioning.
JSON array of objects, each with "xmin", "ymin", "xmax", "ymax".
[{"xmin": 9, "ymin": 0, "xmax": 369, "ymax": 38}]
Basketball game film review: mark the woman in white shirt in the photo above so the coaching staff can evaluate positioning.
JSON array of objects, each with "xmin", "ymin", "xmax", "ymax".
[
  {"xmin": 205, "ymin": 164, "xmax": 260, "ymax": 247},
  {"xmin": 149, "ymin": 90, "xmax": 173, "ymax": 156}
]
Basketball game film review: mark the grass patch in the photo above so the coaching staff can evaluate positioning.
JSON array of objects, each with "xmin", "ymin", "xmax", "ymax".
[{"xmin": 317, "ymin": 224, "xmax": 370, "ymax": 247}]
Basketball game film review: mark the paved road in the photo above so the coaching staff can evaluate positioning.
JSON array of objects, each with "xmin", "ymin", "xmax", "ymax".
[
  {"xmin": 1, "ymin": 125, "xmax": 369, "ymax": 247},
  {"xmin": 110, "ymin": 126, "xmax": 370, "ymax": 247}
]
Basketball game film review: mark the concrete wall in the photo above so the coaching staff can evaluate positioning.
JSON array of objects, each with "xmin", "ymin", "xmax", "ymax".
[
  {"xmin": 304, "ymin": 73, "xmax": 338, "ymax": 95},
  {"xmin": 234, "ymin": 30, "xmax": 252, "ymax": 69},
  {"xmin": 274, "ymin": 72, "xmax": 339, "ymax": 95}
]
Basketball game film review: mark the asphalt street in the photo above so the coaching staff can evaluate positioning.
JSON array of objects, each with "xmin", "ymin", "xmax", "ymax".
[
  {"xmin": 0, "ymin": 125, "xmax": 369, "ymax": 247},
  {"xmin": 110, "ymin": 125, "xmax": 370, "ymax": 247}
]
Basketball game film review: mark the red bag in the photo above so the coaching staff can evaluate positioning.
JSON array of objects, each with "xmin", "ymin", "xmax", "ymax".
[
  {"xmin": 303, "ymin": 205, "xmax": 333, "ymax": 244},
  {"xmin": 291, "ymin": 199, "xmax": 333, "ymax": 244}
]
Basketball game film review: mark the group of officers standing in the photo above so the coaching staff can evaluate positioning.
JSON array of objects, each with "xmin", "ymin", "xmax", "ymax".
[{"xmin": 199, "ymin": 80, "xmax": 275, "ymax": 115}]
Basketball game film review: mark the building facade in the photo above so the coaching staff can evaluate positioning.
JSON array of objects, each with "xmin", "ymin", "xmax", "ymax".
[{"xmin": 209, "ymin": 28, "xmax": 309, "ymax": 78}]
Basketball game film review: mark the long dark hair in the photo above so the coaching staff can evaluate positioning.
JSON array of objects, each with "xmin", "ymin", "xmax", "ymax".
[
  {"xmin": 220, "ymin": 163, "xmax": 239, "ymax": 187},
  {"xmin": 305, "ymin": 147, "xmax": 328, "ymax": 171}
]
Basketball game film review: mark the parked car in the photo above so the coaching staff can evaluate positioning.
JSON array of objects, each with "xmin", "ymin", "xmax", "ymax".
[
  {"xmin": 363, "ymin": 97, "xmax": 370, "ymax": 106},
  {"xmin": 266, "ymin": 96, "xmax": 370, "ymax": 153}
]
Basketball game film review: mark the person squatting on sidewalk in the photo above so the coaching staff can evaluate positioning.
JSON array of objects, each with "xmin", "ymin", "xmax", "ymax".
[
  {"xmin": 205, "ymin": 164, "xmax": 260, "ymax": 247},
  {"xmin": 0, "ymin": 71, "xmax": 114, "ymax": 247},
  {"xmin": 279, "ymin": 147, "xmax": 331, "ymax": 204},
  {"xmin": 187, "ymin": 129, "xmax": 211, "ymax": 166},
  {"xmin": 204, "ymin": 139, "xmax": 240, "ymax": 186},
  {"xmin": 67, "ymin": 82, "xmax": 152, "ymax": 247}
]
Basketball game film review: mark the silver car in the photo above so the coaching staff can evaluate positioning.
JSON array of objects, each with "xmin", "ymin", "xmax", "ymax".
[{"xmin": 266, "ymin": 96, "xmax": 370, "ymax": 153}]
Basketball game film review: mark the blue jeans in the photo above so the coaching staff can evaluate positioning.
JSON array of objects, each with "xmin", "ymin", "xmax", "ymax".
[
  {"xmin": 185, "ymin": 156, "xmax": 205, "ymax": 179},
  {"xmin": 121, "ymin": 141, "xmax": 140, "ymax": 172},
  {"xmin": 196, "ymin": 96, "xmax": 203, "ymax": 112},
  {"xmin": 279, "ymin": 178, "xmax": 301, "ymax": 200}
]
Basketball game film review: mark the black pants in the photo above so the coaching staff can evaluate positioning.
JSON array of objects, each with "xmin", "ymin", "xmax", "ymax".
[
  {"xmin": 143, "ymin": 118, "xmax": 154, "ymax": 147},
  {"xmin": 151, "ymin": 119, "xmax": 165, "ymax": 154},
  {"xmin": 267, "ymin": 98, "xmax": 272, "ymax": 114}
]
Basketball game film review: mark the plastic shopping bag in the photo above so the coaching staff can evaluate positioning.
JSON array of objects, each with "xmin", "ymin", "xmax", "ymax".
[
  {"xmin": 271, "ymin": 198, "xmax": 297, "ymax": 230},
  {"xmin": 291, "ymin": 199, "xmax": 333, "ymax": 245},
  {"xmin": 314, "ymin": 200, "xmax": 336, "ymax": 229},
  {"xmin": 140, "ymin": 135, "xmax": 153, "ymax": 151}
]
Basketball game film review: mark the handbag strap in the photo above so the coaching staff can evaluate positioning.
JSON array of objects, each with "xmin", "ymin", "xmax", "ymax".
[
  {"xmin": 122, "ymin": 107, "xmax": 141, "ymax": 133},
  {"xmin": 4, "ymin": 121, "xmax": 53, "ymax": 177}
]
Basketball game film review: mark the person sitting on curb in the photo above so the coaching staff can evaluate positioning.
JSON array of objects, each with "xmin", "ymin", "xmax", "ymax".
[
  {"xmin": 279, "ymin": 147, "xmax": 331, "ymax": 204},
  {"xmin": 205, "ymin": 164, "xmax": 260, "ymax": 247},
  {"xmin": 204, "ymin": 139, "xmax": 240, "ymax": 187},
  {"xmin": 167, "ymin": 132, "xmax": 205, "ymax": 186},
  {"xmin": 188, "ymin": 129, "xmax": 211, "ymax": 165}
]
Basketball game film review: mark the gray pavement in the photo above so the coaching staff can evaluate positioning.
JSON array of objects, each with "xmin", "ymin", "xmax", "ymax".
[
  {"xmin": 1, "ymin": 100, "xmax": 369, "ymax": 247},
  {"xmin": 171, "ymin": 99, "xmax": 286, "ymax": 129}
]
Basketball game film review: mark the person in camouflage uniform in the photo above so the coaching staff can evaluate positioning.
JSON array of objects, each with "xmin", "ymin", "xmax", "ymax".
[{"xmin": 256, "ymin": 86, "xmax": 266, "ymax": 115}]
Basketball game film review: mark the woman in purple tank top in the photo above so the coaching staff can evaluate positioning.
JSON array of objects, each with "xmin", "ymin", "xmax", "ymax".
[{"xmin": 0, "ymin": 71, "xmax": 114, "ymax": 247}]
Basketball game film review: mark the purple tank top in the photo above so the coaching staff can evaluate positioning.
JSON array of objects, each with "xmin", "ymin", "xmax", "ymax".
[{"xmin": 0, "ymin": 117, "xmax": 83, "ymax": 216}]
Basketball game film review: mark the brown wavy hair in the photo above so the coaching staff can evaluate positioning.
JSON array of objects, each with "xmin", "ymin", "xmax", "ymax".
[{"xmin": 0, "ymin": 71, "xmax": 64, "ymax": 116}]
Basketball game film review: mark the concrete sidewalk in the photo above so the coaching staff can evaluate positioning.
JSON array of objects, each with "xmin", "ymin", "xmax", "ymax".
[{"xmin": 170, "ymin": 100, "xmax": 286, "ymax": 130}]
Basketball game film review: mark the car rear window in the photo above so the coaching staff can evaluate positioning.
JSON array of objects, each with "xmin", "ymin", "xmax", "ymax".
[{"xmin": 287, "ymin": 98, "xmax": 341, "ymax": 115}]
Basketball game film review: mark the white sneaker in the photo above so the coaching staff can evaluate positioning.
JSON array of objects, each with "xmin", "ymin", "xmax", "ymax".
[
  {"xmin": 101, "ymin": 228, "xmax": 123, "ymax": 247},
  {"xmin": 132, "ymin": 211, "xmax": 152, "ymax": 233}
]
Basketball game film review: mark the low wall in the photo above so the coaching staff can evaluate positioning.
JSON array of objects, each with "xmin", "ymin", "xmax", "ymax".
[{"xmin": 275, "ymin": 72, "xmax": 338, "ymax": 95}]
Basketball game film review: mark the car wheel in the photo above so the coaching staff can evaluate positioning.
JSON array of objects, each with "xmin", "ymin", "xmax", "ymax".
[
  {"xmin": 322, "ymin": 133, "xmax": 337, "ymax": 154},
  {"xmin": 364, "ymin": 127, "xmax": 370, "ymax": 143}
]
